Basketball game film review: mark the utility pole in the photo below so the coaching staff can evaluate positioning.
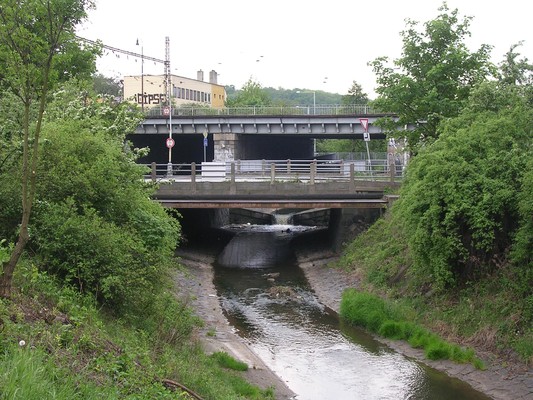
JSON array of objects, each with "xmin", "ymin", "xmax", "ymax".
[
  {"xmin": 136, "ymin": 39, "xmax": 144, "ymax": 111},
  {"xmin": 164, "ymin": 36, "xmax": 173, "ymax": 177}
]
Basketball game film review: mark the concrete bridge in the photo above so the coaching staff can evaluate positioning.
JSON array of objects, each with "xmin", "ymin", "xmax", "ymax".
[
  {"xmin": 134, "ymin": 106, "xmax": 406, "ymax": 249},
  {"xmin": 150, "ymin": 159, "xmax": 401, "ymax": 209}
]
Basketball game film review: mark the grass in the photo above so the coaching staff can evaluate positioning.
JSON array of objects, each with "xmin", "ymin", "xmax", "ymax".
[
  {"xmin": 210, "ymin": 351, "xmax": 249, "ymax": 371},
  {"xmin": 335, "ymin": 210, "xmax": 533, "ymax": 365},
  {"xmin": 0, "ymin": 261, "xmax": 275, "ymax": 399},
  {"xmin": 340, "ymin": 289, "xmax": 485, "ymax": 368}
]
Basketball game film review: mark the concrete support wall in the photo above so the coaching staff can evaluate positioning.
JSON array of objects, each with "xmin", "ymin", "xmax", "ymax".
[
  {"xmin": 326, "ymin": 207, "xmax": 383, "ymax": 252},
  {"xmin": 213, "ymin": 133, "xmax": 239, "ymax": 162},
  {"xmin": 292, "ymin": 209, "xmax": 330, "ymax": 227},
  {"xmin": 229, "ymin": 209, "xmax": 272, "ymax": 225}
]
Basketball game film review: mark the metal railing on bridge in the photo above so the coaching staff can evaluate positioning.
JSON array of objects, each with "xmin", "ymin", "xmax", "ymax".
[
  {"xmin": 145, "ymin": 158, "xmax": 404, "ymax": 184},
  {"xmin": 144, "ymin": 104, "xmax": 384, "ymax": 117}
]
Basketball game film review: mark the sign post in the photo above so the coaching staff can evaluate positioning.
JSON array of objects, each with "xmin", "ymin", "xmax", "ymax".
[
  {"xmin": 203, "ymin": 131, "xmax": 208, "ymax": 163},
  {"xmin": 164, "ymin": 103, "xmax": 172, "ymax": 176},
  {"xmin": 359, "ymin": 118, "xmax": 373, "ymax": 180}
]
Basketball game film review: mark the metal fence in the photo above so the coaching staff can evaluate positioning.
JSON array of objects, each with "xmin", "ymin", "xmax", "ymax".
[{"xmin": 145, "ymin": 104, "xmax": 385, "ymax": 117}]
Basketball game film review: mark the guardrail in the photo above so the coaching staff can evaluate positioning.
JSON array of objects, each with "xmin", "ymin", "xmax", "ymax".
[
  {"xmin": 144, "ymin": 104, "xmax": 385, "ymax": 117},
  {"xmin": 145, "ymin": 159, "xmax": 404, "ymax": 184}
]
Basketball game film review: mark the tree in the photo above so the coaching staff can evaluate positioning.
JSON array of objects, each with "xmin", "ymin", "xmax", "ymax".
[
  {"xmin": 342, "ymin": 81, "xmax": 369, "ymax": 105},
  {"xmin": 499, "ymin": 42, "xmax": 533, "ymax": 86},
  {"xmin": 0, "ymin": 0, "xmax": 97, "ymax": 298},
  {"xmin": 225, "ymin": 78, "xmax": 272, "ymax": 106},
  {"xmin": 369, "ymin": 3, "xmax": 494, "ymax": 149},
  {"xmin": 92, "ymin": 73, "xmax": 122, "ymax": 97}
]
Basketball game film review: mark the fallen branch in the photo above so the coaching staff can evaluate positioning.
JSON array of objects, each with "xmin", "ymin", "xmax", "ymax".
[{"xmin": 160, "ymin": 378, "xmax": 205, "ymax": 400}]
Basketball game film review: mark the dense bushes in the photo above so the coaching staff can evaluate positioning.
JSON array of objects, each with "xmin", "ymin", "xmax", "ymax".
[
  {"xmin": 0, "ymin": 87, "xmax": 181, "ymax": 315},
  {"xmin": 29, "ymin": 113, "xmax": 180, "ymax": 313},
  {"xmin": 395, "ymin": 83, "xmax": 533, "ymax": 290}
]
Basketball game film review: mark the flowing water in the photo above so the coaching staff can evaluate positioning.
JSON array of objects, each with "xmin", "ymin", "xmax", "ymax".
[{"xmin": 213, "ymin": 223, "xmax": 491, "ymax": 400}]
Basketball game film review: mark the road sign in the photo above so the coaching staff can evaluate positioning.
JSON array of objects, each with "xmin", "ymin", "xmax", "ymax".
[
  {"xmin": 360, "ymin": 118, "xmax": 370, "ymax": 141},
  {"xmin": 203, "ymin": 137, "xmax": 208, "ymax": 147},
  {"xmin": 166, "ymin": 137, "xmax": 175, "ymax": 148},
  {"xmin": 359, "ymin": 118, "xmax": 369, "ymax": 132},
  {"xmin": 163, "ymin": 106, "xmax": 170, "ymax": 116}
]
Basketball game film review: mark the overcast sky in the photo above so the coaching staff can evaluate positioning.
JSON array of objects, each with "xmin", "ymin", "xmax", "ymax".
[{"xmin": 77, "ymin": 0, "xmax": 532, "ymax": 97}]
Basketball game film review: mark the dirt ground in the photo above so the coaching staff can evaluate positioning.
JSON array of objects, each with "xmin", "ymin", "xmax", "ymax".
[{"xmin": 174, "ymin": 248, "xmax": 533, "ymax": 400}]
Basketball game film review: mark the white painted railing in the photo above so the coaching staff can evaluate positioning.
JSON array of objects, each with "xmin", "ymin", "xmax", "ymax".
[{"xmin": 145, "ymin": 159, "xmax": 404, "ymax": 183}]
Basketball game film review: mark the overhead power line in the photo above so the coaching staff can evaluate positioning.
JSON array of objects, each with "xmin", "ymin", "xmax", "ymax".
[{"xmin": 76, "ymin": 36, "xmax": 165, "ymax": 64}]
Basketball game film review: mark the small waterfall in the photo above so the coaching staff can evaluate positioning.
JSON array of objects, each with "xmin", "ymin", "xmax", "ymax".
[
  {"xmin": 273, "ymin": 212, "xmax": 293, "ymax": 225},
  {"xmin": 216, "ymin": 210, "xmax": 319, "ymax": 269},
  {"xmin": 216, "ymin": 232, "xmax": 293, "ymax": 269}
]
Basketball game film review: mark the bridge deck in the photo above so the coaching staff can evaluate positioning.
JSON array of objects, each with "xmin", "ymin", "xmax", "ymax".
[{"xmin": 157, "ymin": 198, "xmax": 390, "ymax": 209}]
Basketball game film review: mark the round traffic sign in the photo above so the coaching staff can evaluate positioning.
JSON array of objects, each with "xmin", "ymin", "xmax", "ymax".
[{"xmin": 166, "ymin": 137, "xmax": 175, "ymax": 148}]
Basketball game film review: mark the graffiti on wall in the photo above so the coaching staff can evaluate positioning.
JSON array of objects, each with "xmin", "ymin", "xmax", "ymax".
[{"xmin": 134, "ymin": 93, "xmax": 166, "ymax": 105}]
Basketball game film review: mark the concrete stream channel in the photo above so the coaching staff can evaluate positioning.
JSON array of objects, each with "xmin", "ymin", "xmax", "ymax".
[{"xmin": 173, "ymin": 224, "xmax": 532, "ymax": 400}]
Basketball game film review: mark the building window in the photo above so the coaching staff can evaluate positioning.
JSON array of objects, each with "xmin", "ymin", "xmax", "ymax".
[{"xmin": 186, "ymin": 89, "xmax": 190, "ymax": 100}]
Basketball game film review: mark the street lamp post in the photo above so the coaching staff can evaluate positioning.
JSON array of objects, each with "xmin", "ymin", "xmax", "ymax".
[
  {"xmin": 136, "ymin": 39, "xmax": 144, "ymax": 112},
  {"xmin": 297, "ymin": 90, "xmax": 317, "ymax": 154}
]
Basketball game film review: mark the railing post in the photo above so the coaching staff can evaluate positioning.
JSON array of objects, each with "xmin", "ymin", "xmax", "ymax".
[
  {"xmin": 151, "ymin": 162, "xmax": 156, "ymax": 182},
  {"xmin": 349, "ymin": 162, "xmax": 356, "ymax": 192},
  {"xmin": 388, "ymin": 151, "xmax": 395, "ymax": 182},
  {"xmin": 287, "ymin": 159, "xmax": 291, "ymax": 174},
  {"xmin": 230, "ymin": 162, "xmax": 236, "ymax": 194},
  {"xmin": 191, "ymin": 162, "xmax": 196, "ymax": 192},
  {"xmin": 262, "ymin": 159, "xmax": 266, "ymax": 177},
  {"xmin": 270, "ymin": 163, "xmax": 276, "ymax": 184},
  {"xmin": 340, "ymin": 160, "xmax": 344, "ymax": 176},
  {"xmin": 310, "ymin": 160, "xmax": 316, "ymax": 185}
]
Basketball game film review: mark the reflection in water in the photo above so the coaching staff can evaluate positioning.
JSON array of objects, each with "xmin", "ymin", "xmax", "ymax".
[{"xmin": 214, "ymin": 229, "xmax": 490, "ymax": 400}]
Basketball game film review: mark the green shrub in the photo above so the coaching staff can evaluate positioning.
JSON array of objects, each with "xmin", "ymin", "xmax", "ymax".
[
  {"xmin": 32, "ymin": 199, "xmax": 179, "ymax": 315},
  {"xmin": 378, "ymin": 320, "xmax": 405, "ymax": 339},
  {"xmin": 340, "ymin": 289, "xmax": 396, "ymax": 332},
  {"xmin": 425, "ymin": 341, "xmax": 451, "ymax": 360}
]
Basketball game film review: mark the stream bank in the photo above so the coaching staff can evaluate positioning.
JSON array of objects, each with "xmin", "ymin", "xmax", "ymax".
[
  {"xmin": 174, "ymin": 247, "xmax": 532, "ymax": 400},
  {"xmin": 174, "ymin": 249, "xmax": 296, "ymax": 399},
  {"xmin": 296, "ymin": 250, "xmax": 533, "ymax": 400}
]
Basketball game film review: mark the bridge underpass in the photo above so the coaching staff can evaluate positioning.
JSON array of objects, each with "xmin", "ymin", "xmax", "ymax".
[{"xmin": 154, "ymin": 178, "xmax": 399, "ymax": 251}]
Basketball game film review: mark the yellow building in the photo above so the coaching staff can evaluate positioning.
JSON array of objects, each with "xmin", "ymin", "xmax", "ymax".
[{"xmin": 123, "ymin": 69, "xmax": 226, "ymax": 110}]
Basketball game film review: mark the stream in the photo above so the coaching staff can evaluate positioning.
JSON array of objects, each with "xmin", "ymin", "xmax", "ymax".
[{"xmin": 212, "ymin": 223, "xmax": 491, "ymax": 400}]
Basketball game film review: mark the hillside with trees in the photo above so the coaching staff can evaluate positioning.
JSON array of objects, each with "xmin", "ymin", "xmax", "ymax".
[{"xmin": 338, "ymin": 4, "xmax": 533, "ymax": 365}]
